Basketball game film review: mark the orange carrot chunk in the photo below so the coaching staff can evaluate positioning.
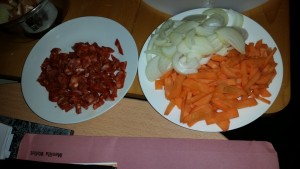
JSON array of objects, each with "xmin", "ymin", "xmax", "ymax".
[{"xmin": 156, "ymin": 39, "xmax": 277, "ymax": 131}]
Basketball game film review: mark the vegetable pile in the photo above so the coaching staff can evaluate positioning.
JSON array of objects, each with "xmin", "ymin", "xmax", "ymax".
[
  {"xmin": 145, "ymin": 8, "xmax": 247, "ymax": 81},
  {"xmin": 37, "ymin": 40, "xmax": 127, "ymax": 114},
  {"xmin": 145, "ymin": 8, "xmax": 278, "ymax": 131}
]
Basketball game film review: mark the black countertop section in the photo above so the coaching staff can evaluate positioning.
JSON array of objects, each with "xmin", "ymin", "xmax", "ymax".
[
  {"xmin": 0, "ymin": 159, "xmax": 117, "ymax": 169},
  {"xmin": 0, "ymin": 115, "xmax": 74, "ymax": 159}
]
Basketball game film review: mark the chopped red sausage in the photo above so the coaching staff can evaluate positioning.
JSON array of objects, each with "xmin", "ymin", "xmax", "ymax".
[
  {"xmin": 114, "ymin": 38, "xmax": 124, "ymax": 55},
  {"xmin": 37, "ymin": 41, "xmax": 127, "ymax": 114}
]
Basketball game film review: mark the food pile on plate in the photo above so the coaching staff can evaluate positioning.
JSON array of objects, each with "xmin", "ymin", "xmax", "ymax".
[{"xmin": 144, "ymin": 8, "xmax": 247, "ymax": 81}]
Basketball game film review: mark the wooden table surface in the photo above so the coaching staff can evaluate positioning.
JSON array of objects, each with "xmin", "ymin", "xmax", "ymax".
[
  {"xmin": 0, "ymin": 0, "xmax": 290, "ymax": 116},
  {"xmin": 0, "ymin": 83, "xmax": 226, "ymax": 139}
]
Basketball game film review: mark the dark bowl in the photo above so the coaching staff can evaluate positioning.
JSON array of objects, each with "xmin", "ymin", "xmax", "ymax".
[{"xmin": 0, "ymin": 0, "xmax": 64, "ymax": 38}]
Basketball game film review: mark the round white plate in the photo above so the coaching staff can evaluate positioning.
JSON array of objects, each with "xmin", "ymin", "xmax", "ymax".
[
  {"xmin": 21, "ymin": 16, "xmax": 138, "ymax": 124},
  {"xmin": 143, "ymin": 0, "xmax": 268, "ymax": 15},
  {"xmin": 138, "ymin": 8, "xmax": 283, "ymax": 132}
]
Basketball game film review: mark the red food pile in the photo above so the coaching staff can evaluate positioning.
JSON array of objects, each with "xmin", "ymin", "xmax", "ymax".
[{"xmin": 37, "ymin": 42, "xmax": 127, "ymax": 114}]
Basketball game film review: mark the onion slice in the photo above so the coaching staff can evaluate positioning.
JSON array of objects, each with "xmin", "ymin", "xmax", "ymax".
[
  {"xmin": 172, "ymin": 53, "xmax": 199, "ymax": 74},
  {"xmin": 144, "ymin": 7, "xmax": 250, "ymax": 81},
  {"xmin": 203, "ymin": 8, "xmax": 229, "ymax": 26},
  {"xmin": 216, "ymin": 27, "xmax": 246, "ymax": 54},
  {"xmin": 145, "ymin": 56, "xmax": 162, "ymax": 82},
  {"xmin": 158, "ymin": 56, "xmax": 173, "ymax": 74},
  {"xmin": 182, "ymin": 14, "xmax": 207, "ymax": 23},
  {"xmin": 228, "ymin": 9, "xmax": 244, "ymax": 27}
]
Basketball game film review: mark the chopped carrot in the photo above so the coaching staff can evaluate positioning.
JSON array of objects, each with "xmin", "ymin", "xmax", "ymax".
[
  {"xmin": 216, "ymin": 119, "xmax": 230, "ymax": 132},
  {"xmin": 210, "ymin": 54, "xmax": 227, "ymax": 62},
  {"xmin": 207, "ymin": 60, "xmax": 220, "ymax": 69},
  {"xmin": 259, "ymin": 88, "xmax": 272, "ymax": 97},
  {"xmin": 163, "ymin": 76, "xmax": 173, "ymax": 100},
  {"xmin": 236, "ymin": 98, "xmax": 258, "ymax": 109},
  {"xmin": 155, "ymin": 39, "xmax": 277, "ymax": 131},
  {"xmin": 172, "ymin": 97, "xmax": 183, "ymax": 109},
  {"xmin": 168, "ymin": 74, "xmax": 186, "ymax": 99},
  {"xmin": 186, "ymin": 92, "xmax": 208, "ymax": 104},
  {"xmin": 164, "ymin": 101, "xmax": 175, "ymax": 115},
  {"xmin": 160, "ymin": 69, "xmax": 174, "ymax": 80},
  {"xmin": 155, "ymin": 79, "xmax": 164, "ymax": 90},
  {"xmin": 182, "ymin": 78, "xmax": 214, "ymax": 93},
  {"xmin": 185, "ymin": 104, "xmax": 214, "ymax": 127},
  {"xmin": 256, "ymin": 95, "xmax": 271, "ymax": 104},
  {"xmin": 193, "ymin": 93, "xmax": 213, "ymax": 106},
  {"xmin": 187, "ymin": 71, "xmax": 218, "ymax": 79},
  {"xmin": 183, "ymin": 109, "xmax": 206, "ymax": 125}
]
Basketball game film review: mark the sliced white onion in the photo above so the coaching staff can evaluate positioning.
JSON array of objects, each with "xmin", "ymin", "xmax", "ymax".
[
  {"xmin": 145, "ymin": 56, "xmax": 162, "ymax": 82},
  {"xmin": 144, "ymin": 48, "xmax": 162, "ymax": 57},
  {"xmin": 202, "ymin": 14, "xmax": 225, "ymax": 27},
  {"xmin": 144, "ymin": 8, "xmax": 249, "ymax": 81},
  {"xmin": 158, "ymin": 56, "xmax": 173, "ymax": 74},
  {"xmin": 177, "ymin": 40, "xmax": 191, "ymax": 54},
  {"xmin": 146, "ymin": 33, "xmax": 159, "ymax": 61},
  {"xmin": 160, "ymin": 45, "xmax": 177, "ymax": 58},
  {"xmin": 186, "ymin": 50, "xmax": 203, "ymax": 60},
  {"xmin": 199, "ymin": 55, "xmax": 212, "ymax": 65},
  {"xmin": 215, "ymin": 46, "xmax": 231, "ymax": 56},
  {"xmin": 169, "ymin": 32, "xmax": 185, "ymax": 45},
  {"xmin": 182, "ymin": 14, "xmax": 207, "ymax": 23},
  {"xmin": 216, "ymin": 27, "xmax": 246, "ymax": 54},
  {"xmin": 228, "ymin": 9, "xmax": 244, "ymax": 27},
  {"xmin": 153, "ymin": 37, "xmax": 172, "ymax": 46},
  {"xmin": 191, "ymin": 36, "xmax": 215, "ymax": 55},
  {"xmin": 195, "ymin": 25, "xmax": 219, "ymax": 36},
  {"xmin": 159, "ymin": 19, "xmax": 175, "ymax": 32},
  {"xmin": 231, "ymin": 26, "xmax": 248, "ymax": 40},
  {"xmin": 207, "ymin": 34, "xmax": 224, "ymax": 52},
  {"xmin": 172, "ymin": 53, "xmax": 199, "ymax": 74},
  {"xmin": 173, "ymin": 20, "xmax": 200, "ymax": 34},
  {"xmin": 146, "ymin": 34, "xmax": 157, "ymax": 50},
  {"xmin": 203, "ymin": 8, "xmax": 229, "ymax": 25},
  {"xmin": 184, "ymin": 29, "xmax": 196, "ymax": 48}
]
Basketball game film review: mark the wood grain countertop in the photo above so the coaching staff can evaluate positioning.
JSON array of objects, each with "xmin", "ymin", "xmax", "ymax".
[
  {"xmin": 0, "ymin": 83, "xmax": 227, "ymax": 139},
  {"xmin": 0, "ymin": 0, "xmax": 290, "ymax": 115}
]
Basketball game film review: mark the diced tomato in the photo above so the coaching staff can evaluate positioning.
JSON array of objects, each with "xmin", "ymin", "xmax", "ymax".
[
  {"xmin": 114, "ymin": 38, "xmax": 124, "ymax": 55},
  {"xmin": 37, "ymin": 41, "xmax": 127, "ymax": 114}
]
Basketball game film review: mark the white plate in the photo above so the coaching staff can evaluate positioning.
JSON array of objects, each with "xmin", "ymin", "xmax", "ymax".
[
  {"xmin": 21, "ymin": 16, "xmax": 138, "ymax": 124},
  {"xmin": 138, "ymin": 8, "xmax": 283, "ymax": 132},
  {"xmin": 143, "ymin": 0, "xmax": 268, "ymax": 14}
]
